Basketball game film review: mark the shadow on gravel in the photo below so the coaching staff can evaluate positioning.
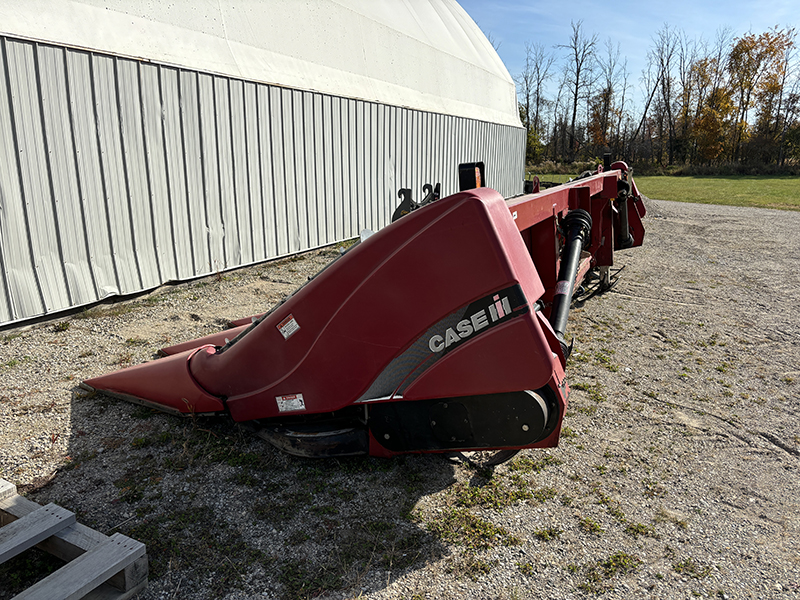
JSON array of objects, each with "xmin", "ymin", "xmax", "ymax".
[{"xmin": 11, "ymin": 392, "xmax": 455, "ymax": 600}]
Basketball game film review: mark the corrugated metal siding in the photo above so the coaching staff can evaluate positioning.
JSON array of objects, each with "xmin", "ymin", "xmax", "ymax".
[{"xmin": 0, "ymin": 35, "xmax": 525, "ymax": 325}]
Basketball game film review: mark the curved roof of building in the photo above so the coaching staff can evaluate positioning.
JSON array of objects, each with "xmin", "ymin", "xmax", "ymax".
[{"xmin": 0, "ymin": 0, "xmax": 521, "ymax": 127}]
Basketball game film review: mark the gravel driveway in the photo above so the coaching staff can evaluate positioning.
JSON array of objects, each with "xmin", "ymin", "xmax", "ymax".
[{"xmin": 1, "ymin": 197, "xmax": 798, "ymax": 599}]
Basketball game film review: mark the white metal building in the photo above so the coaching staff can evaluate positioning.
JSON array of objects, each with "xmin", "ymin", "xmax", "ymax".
[{"xmin": 0, "ymin": 0, "xmax": 525, "ymax": 325}]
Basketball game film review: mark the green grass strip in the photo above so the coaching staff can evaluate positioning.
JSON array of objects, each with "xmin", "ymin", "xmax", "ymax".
[{"xmin": 634, "ymin": 175, "xmax": 800, "ymax": 211}]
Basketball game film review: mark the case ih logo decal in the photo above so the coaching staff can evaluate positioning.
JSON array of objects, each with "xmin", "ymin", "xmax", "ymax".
[
  {"xmin": 428, "ymin": 285, "xmax": 527, "ymax": 353},
  {"xmin": 354, "ymin": 284, "xmax": 529, "ymax": 403}
]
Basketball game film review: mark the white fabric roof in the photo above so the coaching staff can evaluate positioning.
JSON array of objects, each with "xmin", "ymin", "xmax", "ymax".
[{"xmin": 0, "ymin": 0, "xmax": 521, "ymax": 127}]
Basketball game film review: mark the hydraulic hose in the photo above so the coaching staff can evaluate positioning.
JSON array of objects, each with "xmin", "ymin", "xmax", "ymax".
[
  {"xmin": 549, "ymin": 209, "xmax": 592, "ymax": 358},
  {"xmin": 617, "ymin": 179, "xmax": 634, "ymax": 249}
]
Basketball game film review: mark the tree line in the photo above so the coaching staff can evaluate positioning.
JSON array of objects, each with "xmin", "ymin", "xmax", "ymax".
[{"xmin": 515, "ymin": 22, "xmax": 799, "ymax": 169}]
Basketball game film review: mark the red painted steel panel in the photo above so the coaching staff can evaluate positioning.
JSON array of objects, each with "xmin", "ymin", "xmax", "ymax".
[{"xmin": 87, "ymin": 188, "xmax": 558, "ymax": 428}]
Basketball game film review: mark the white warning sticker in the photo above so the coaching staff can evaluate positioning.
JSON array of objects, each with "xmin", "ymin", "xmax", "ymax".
[
  {"xmin": 276, "ymin": 393, "xmax": 305, "ymax": 413},
  {"xmin": 554, "ymin": 280, "xmax": 571, "ymax": 296},
  {"xmin": 277, "ymin": 314, "xmax": 300, "ymax": 339}
]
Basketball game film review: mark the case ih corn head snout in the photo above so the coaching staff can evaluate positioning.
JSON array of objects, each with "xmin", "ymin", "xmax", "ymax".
[{"xmin": 82, "ymin": 161, "xmax": 645, "ymax": 462}]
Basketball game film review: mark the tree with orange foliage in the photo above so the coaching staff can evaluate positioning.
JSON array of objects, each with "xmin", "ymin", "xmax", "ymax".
[{"xmin": 727, "ymin": 28, "xmax": 794, "ymax": 162}]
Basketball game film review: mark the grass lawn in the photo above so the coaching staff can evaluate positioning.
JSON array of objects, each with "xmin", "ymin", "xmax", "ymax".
[{"xmin": 633, "ymin": 175, "xmax": 800, "ymax": 211}]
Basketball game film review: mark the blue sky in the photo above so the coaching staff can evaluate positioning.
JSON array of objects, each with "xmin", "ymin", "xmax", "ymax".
[{"xmin": 459, "ymin": 0, "xmax": 798, "ymax": 102}]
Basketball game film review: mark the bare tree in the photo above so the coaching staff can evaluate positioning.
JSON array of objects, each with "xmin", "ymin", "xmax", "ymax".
[
  {"xmin": 588, "ymin": 39, "xmax": 621, "ymax": 155},
  {"xmin": 515, "ymin": 42, "xmax": 555, "ymax": 163},
  {"xmin": 631, "ymin": 59, "xmax": 661, "ymax": 163},
  {"xmin": 558, "ymin": 21, "xmax": 598, "ymax": 161},
  {"xmin": 529, "ymin": 42, "xmax": 556, "ymax": 140},
  {"xmin": 483, "ymin": 30, "xmax": 502, "ymax": 52},
  {"xmin": 614, "ymin": 58, "xmax": 631, "ymax": 159},
  {"xmin": 651, "ymin": 24, "xmax": 679, "ymax": 164},
  {"xmin": 676, "ymin": 30, "xmax": 701, "ymax": 162}
]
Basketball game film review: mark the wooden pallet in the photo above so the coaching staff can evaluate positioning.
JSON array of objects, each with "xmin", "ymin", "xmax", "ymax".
[{"xmin": 0, "ymin": 479, "xmax": 148, "ymax": 600}]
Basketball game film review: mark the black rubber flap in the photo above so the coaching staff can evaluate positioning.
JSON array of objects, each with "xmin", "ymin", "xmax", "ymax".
[{"xmin": 368, "ymin": 390, "xmax": 552, "ymax": 452}]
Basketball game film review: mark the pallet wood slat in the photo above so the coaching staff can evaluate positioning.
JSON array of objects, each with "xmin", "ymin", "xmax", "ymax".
[
  {"xmin": 0, "ymin": 479, "xmax": 16, "ymax": 501},
  {"xmin": 12, "ymin": 532, "xmax": 146, "ymax": 600},
  {"xmin": 0, "ymin": 503, "xmax": 75, "ymax": 563},
  {"xmin": 0, "ymin": 479, "xmax": 148, "ymax": 599},
  {"xmin": 0, "ymin": 493, "xmax": 104, "ymax": 564}
]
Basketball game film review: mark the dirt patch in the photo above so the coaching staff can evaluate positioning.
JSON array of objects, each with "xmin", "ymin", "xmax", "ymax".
[{"xmin": 1, "ymin": 198, "xmax": 799, "ymax": 599}]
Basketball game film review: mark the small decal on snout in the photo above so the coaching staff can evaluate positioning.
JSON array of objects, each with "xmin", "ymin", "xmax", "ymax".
[
  {"xmin": 276, "ymin": 393, "xmax": 305, "ymax": 412},
  {"xmin": 277, "ymin": 314, "xmax": 300, "ymax": 339}
]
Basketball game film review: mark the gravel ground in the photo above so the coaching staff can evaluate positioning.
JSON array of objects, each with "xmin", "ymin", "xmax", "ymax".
[{"xmin": 1, "ymin": 197, "xmax": 799, "ymax": 599}]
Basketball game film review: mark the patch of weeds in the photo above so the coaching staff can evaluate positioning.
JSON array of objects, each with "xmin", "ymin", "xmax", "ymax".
[
  {"xmin": 578, "ymin": 516, "xmax": 603, "ymax": 535},
  {"xmin": 571, "ymin": 382, "xmax": 607, "ymax": 403},
  {"xmin": 332, "ymin": 455, "xmax": 395, "ymax": 475},
  {"xmin": 533, "ymin": 527, "xmax": 563, "ymax": 541},
  {"xmin": 114, "ymin": 471, "xmax": 162, "ymax": 503},
  {"xmin": 594, "ymin": 464, "xmax": 607, "ymax": 475},
  {"xmin": 449, "ymin": 554, "xmax": 497, "ymax": 581},
  {"xmin": 508, "ymin": 454, "xmax": 562, "ymax": 473},
  {"xmin": 625, "ymin": 522, "xmax": 658, "ymax": 539},
  {"xmin": 61, "ymin": 450, "xmax": 97, "ymax": 471},
  {"xmin": 568, "ymin": 352, "xmax": 590, "ymax": 366},
  {"xmin": 453, "ymin": 479, "xmax": 532, "ymax": 510},
  {"xmin": 131, "ymin": 406, "xmax": 157, "ymax": 419},
  {"xmin": 125, "ymin": 336, "xmax": 149, "ymax": 346},
  {"xmin": 334, "ymin": 488, "xmax": 356, "ymax": 502},
  {"xmin": 230, "ymin": 471, "xmax": 259, "ymax": 487},
  {"xmin": 560, "ymin": 426, "xmax": 577, "ymax": 438},
  {"xmin": 561, "ymin": 495, "xmax": 574, "ymax": 506},
  {"xmin": 427, "ymin": 507, "xmax": 520, "ymax": 551},
  {"xmin": 397, "ymin": 466, "xmax": 426, "ymax": 493},
  {"xmin": 5, "ymin": 356, "xmax": 32, "ymax": 368},
  {"xmin": 101, "ymin": 436, "xmax": 124, "ymax": 450},
  {"xmin": 595, "ymin": 492, "xmax": 626, "ymax": 522},
  {"xmin": 376, "ymin": 528, "xmax": 427, "ymax": 571},
  {"xmin": 578, "ymin": 552, "xmax": 642, "ymax": 594},
  {"xmin": 594, "ymin": 349, "xmax": 619, "ymax": 372},
  {"xmin": 317, "ymin": 521, "xmax": 427, "ymax": 586},
  {"xmin": 336, "ymin": 237, "xmax": 359, "ymax": 251},
  {"xmin": 673, "ymin": 558, "xmax": 711, "ymax": 579},
  {"xmin": 716, "ymin": 362, "xmax": 730, "ymax": 373},
  {"xmin": 532, "ymin": 487, "xmax": 557, "ymax": 502},
  {"xmin": 116, "ymin": 351, "xmax": 134, "ymax": 365},
  {"xmin": 278, "ymin": 558, "xmax": 343, "ymax": 600},
  {"xmin": 131, "ymin": 432, "xmax": 173, "ymax": 448},
  {"xmin": 226, "ymin": 451, "xmax": 263, "ymax": 468},
  {"xmin": 309, "ymin": 505, "xmax": 338, "ymax": 516},
  {"xmin": 77, "ymin": 304, "xmax": 133, "ymax": 319},
  {"xmin": 287, "ymin": 530, "xmax": 310, "ymax": 545},
  {"xmin": 577, "ymin": 405, "xmax": 598, "ymax": 415},
  {"xmin": 180, "ymin": 425, "xmax": 259, "ymax": 467},
  {"xmin": 643, "ymin": 390, "xmax": 658, "ymax": 399},
  {"xmin": 783, "ymin": 376, "xmax": 794, "ymax": 384},
  {"xmin": 642, "ymin": 478, "xmax": 666, "ymax": 498},
  {"xmin": 517, "ymin": 561, "xmax": 535, "ymax": 576},
  {"xmin": 1, "ymin": 332, "xmax": 22, "ymax": 342},
  {"xmin": 140, "ymin": 295, "xmax": 166, "ymax": 306},
  {"xmin": 131, "ymin": 436, "xmax": 152, "ymax": 449},
  {"xmin": 253, "ymin": 487, "xmax": 318, "ymax": 525},
  {"xmin": 127, "ymin": 508, "xmax": 270, "ymax": 595},
  {"xmin": 52, "ymin": 321, "xmax": 71, "ymax": 332}
]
